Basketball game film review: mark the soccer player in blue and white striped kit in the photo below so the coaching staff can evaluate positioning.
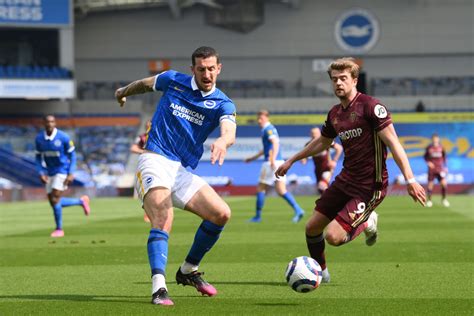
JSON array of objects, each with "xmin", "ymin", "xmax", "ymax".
[
  {"xmin": 35, "ymin": 115, "xmax": 91, "ymax": 238},
  {"xmin": 115, "ymin": 47, "xmax": 236, "ymax": 306}
]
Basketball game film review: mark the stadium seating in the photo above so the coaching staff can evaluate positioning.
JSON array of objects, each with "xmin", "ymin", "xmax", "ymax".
[
  {"xmin": 371, "ymin": 76, "xmax": 473, "ymax": 96},
  {"xmin": 77, "ymin": 76, "xmax": 473, "ymax": 102},
  {"xmin": 0, "ymin": 65, "xmax": 72, "ymax": 79}
]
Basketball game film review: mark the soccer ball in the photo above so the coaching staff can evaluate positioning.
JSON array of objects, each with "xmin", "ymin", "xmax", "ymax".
[{"xmin": 285, "ymin": 256, "xmax": 322, "ymax": 293}]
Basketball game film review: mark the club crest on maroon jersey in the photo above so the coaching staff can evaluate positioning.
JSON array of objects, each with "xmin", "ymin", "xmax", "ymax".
[{"xmin": 350, "ymin": 112, "xmax": 358, "ymax": 122}]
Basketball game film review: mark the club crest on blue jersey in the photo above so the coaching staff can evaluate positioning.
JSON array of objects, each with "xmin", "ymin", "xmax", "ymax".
[
  {"xmin": 203, "ymin": 100, "xmax": 217, "ymax": 109},
  {"xmin": 54, "ymin": 139, "xmax": 62, "ymax": 147}
]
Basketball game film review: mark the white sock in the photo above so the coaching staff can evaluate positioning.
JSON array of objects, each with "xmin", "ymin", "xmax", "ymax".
[
  {"xmin": 180, "ymin": 261, "xmax": 199, "ymax": 274},
  {"xmin": 152, "ymin": 274, "xmax": 167, "ymax": 294}
]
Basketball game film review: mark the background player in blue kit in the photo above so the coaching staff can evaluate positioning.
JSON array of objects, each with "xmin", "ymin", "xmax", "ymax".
[
  {"xmin": 35, "ymin": 115, "xmax": 91, "ymax": 238},
  {"xmin": 115, "ymin": 46, "xmax": 236, "ymax": 306},
  {"xmin": 245, "ymin": 110, "xmax": 305, "ymax": 223}
]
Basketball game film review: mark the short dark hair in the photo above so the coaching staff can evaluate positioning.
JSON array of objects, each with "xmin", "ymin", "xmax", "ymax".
[
  {"xmin": 191, "ymin": 46, "xmax": 220, "ymax": 66},
  {"xmin": 44, "ymin": 114, "xmax": 55, "ymax": 121}
]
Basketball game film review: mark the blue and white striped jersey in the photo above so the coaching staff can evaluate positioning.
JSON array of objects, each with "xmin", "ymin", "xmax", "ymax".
[
  {"xmin": 35, "ymin": 128, "xmax": 76, "ymax": 176},
  {"xmin": 145, "ymin": 70, "xmax": 236, "ymax": 169},
  {"xmin": 261, "ymin": 122, "xmax": 282, "ymax": 161}
]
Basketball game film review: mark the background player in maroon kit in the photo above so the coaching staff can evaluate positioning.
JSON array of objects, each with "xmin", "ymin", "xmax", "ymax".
[
  {"xmin": 424, "ymin": 133, "xmax": 449, "ymax": 207},
  {"xmin": 276, "ymin": 58, "xmax": 426, "ymax": 283},
  {"xmin": 130, "ymin": 120, "xmax": 152, "ymax": 222},
  {"xmin": 302, "ymin": 127, "xmax": 342, "ymax": 193},
  {"xmin": 130, "ymin": 120, "xmax": 151, "ymax": 154}
]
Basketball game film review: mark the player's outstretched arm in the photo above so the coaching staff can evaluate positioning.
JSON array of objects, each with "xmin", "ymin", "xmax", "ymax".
[
  {"xmin": 244, "ymin": 150, "xmax": 263, "ymax": 163},
  {"xmin": 115, "ymin": 76, "xmax": 156, "ymax": 107},
  {"xmin": 275, "ymin": 136, "xmax": 333, "ymax": 177},
  {"xmin": 378, "ymin": 124, "xmax": 426, "ymax": 206},
  {"xmin": 211, "ymin": 120, "xmax": 236, "ymax": 166}
]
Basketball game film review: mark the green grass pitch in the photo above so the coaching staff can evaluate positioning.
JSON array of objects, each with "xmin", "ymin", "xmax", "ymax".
[{"xmin": 1, "ymin": 195, "xmax": 473, "ymax": 315}]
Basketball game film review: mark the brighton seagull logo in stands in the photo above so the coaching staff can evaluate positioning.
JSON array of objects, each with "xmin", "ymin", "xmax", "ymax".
[{"xmin": 335, "ymin": 8, "xmax": 380, "ymax": 54}]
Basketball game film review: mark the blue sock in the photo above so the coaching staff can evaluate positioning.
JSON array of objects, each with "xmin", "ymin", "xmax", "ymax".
[
  {"xmin": 282, "ymin": 192, "xmax": 303, "ymax": 214},
  {"xmin": 52, "ymin": 203, "xmax": 63, "ymax": 230},
  {"xmin": 148, "ymin": 229, "xmax": 169, "ymax": 276},
  {"xmin": 185, "ymin": 220, "xmax": 224, "ymax": 265},
  {"xmin": 60, "ymin": 197, "xmax": 82, "ymax": 207},
  {"xmin": 255, "ymin": 191, "xmax": 265, "ymax": 218}
]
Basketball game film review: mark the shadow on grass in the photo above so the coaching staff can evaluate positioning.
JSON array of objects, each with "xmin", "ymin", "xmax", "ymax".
[
  {"xmin": 0, "ymin": 294, "xmax": 148, "ymax": 304},
  {"xmin": 134, "ymin": 281, "xmax": 287, "ymax": 287},
  {"xmin": 256, "ymin": 302, "xmax": 299, "ymax": 306}
]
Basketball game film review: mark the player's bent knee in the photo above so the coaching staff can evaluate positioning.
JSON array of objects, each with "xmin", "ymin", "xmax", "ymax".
[
  {"xmin": 49, "ymin": 196, "xmax": 60, "ymax": 206},
  {"xmin": 325, "ymin": 232, "xmax": 345, "ymax": 246},
  {"xmin": 212, "ymin": 206, "xmax": 231, "ymax": 226}
]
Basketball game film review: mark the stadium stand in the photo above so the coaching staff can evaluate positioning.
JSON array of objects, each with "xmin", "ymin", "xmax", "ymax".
[
  {"xmin": 0, "ymin": 65, "xmax": 72, "ymax": 79},
  {"xmin": 371, "ymin": 76, "xmax": 473, "ymax": 96},
  {"xmin": 76, "ymin": 76, "xmax": 473, "ymax": 102}
]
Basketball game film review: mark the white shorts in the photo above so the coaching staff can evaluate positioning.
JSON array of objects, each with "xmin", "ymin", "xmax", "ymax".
[
  {"xmin": 46, "ymin": 173, "xmax": 67, "ymax": 194},
  {"xmin": 321, "ymin": 171, "xmax": 332, "ymax": 182},
  {"xmin": 259, "ymin": 160, "xmax": 286, "ymax": 186},
  {"xmin": 135, "ymin": 152, "xmax": 207, "ymax": 209}
]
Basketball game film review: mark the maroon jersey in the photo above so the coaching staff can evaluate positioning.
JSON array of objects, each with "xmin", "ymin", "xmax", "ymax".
[
  {"xmin": 312, "ymin": 150, "xmax": 330, "ymax": 173},
  {"xmin": 424, "ymin": 144, "xmax": 446, "ymax": 172},
  {"xmin": 321, "ymin": 93, "xmax": 392, "ymax": 191},
  {"xmin": 306, "ymin": 141, "xmax": 331, "ymax": 173}
]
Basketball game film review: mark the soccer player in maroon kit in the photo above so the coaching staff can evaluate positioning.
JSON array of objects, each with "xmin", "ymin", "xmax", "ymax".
[
  {"xmin": 424, "ymin": 133, "xmax": 449, "ymax": 207},
  {"xmin": 275, "ymin": 58, "xmax": 426, "ymax": 282},
  {"xmin": 303, "ymin": 127, "xmax": 342, "ymax": 193}
]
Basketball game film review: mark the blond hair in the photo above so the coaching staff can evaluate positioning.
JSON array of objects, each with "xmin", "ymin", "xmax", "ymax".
[
  {"xmin": 258, "ymin": 109, "xmax": 270, "ymax": 117},
  {"xmin": 327, "ymin": 57, "xmax": 360, "ymax": 79}
]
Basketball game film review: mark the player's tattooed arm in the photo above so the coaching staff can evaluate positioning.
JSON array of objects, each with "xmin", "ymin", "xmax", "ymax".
[{"xmin": 115, "ymin": 76, "xmax": 155, "ymax": 106}]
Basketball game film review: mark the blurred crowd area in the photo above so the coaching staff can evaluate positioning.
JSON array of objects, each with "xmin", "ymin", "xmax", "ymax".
[
  {"xmin": 0, "ymin": 124, "xmax": 138, "ymax": 189},
  {"xmin": 76, "ymin": 75, "xmax": 474, "ymax": 100}
]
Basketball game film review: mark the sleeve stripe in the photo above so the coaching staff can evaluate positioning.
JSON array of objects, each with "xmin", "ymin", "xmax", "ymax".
[
  {"xmin": 152, "ymin": 74, "xmax": 159, "ymax": 92},
  {"xmin": 219, "ymin": 115, "xmax": 236, "ymax": 124},
  {"xmin": 220, "ymin": 117, "xmax": 236, "ymax": 125},
  {"xmin": 152, "ymin": 71, "xmax": 168, "ymax": 92},
  {"xmin": 67, "ymin": 146, "xmax": 75, "ymax": 153}
]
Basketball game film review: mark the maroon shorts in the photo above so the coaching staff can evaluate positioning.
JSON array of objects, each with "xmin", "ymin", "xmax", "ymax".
[
  {"xmin": 428, "ymin": 168, "xmax": 447, "ymax": 182},
  {"xmin": 315, "ymin": 178, "xmax": 387, "ymax": 234}
]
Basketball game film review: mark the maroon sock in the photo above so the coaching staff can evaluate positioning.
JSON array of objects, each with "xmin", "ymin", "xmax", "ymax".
[
  {"xmin": 306, "ymin": 233, "xmax": 326, "ymax": 270},
  {"xmin": 441, "ymin": 186, "xmax": 447, "ymax": 199}
]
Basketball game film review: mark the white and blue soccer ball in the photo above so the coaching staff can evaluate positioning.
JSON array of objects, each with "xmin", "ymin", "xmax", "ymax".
[{"xmin": 285, "ymin": 256, "xmax": 322, "ymax": 293}]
